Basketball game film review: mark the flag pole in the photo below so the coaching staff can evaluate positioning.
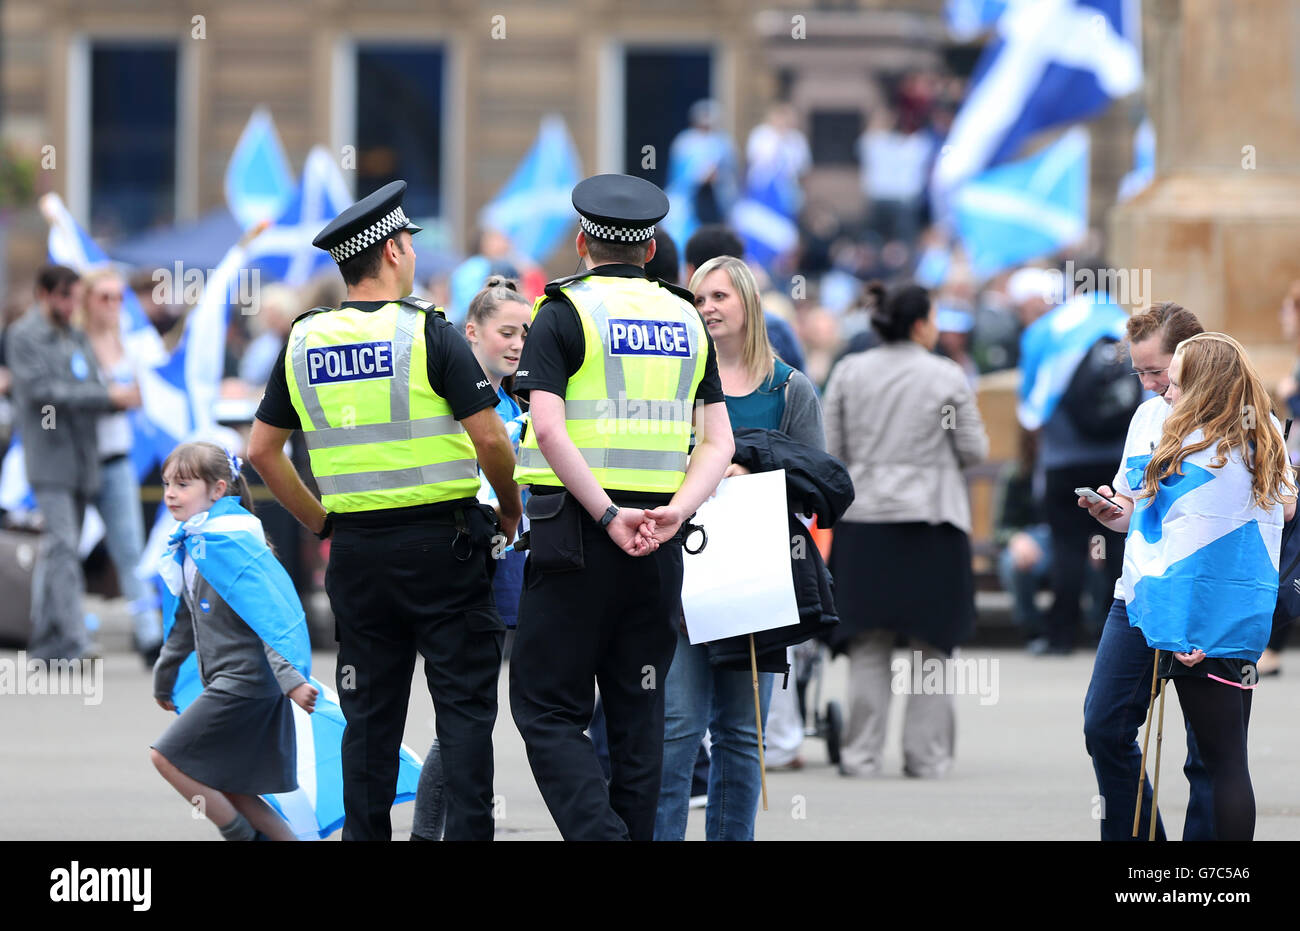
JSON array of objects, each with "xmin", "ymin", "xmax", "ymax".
[
  {"xmin": 749, "ymin": 634, "xmax": 768, "ymax": 811},
  {"xmin": 1132, "ymin": 650, "xmax": 1160, "ymax": 838},
  {"xmin": 1149, "ymin": 672, "xmax": 1169, "ymax": 842}
]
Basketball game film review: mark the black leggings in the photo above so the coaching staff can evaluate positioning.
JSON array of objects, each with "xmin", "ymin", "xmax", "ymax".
[{"xmin": 1172, "ymin": 677, "xmax": 1254, "ymax": 841}]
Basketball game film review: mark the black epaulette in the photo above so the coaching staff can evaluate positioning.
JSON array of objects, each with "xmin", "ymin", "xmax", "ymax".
[
  {"xmin": 542, "ymin": 270, "xmax": 594, "ymax": 301},
  {"xmin": 399, "ymin": 296, "xmax": 447, "ymax": 319},
  {"xmin": 652, "ymin": 279, "xmax": 696, "ymax": 305},
  {"xmin": 291, "ymin": 305, "xmax": 333, "ymax": 325}
]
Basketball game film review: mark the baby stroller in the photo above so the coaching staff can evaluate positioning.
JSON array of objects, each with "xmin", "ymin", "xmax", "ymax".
[{"xmin": 794, "ymin": 639, "xmax": 843, "ymax": 765}]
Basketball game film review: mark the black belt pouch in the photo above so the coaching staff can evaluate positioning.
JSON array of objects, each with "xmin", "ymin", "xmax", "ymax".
[{"xmin": 525, "ymin": 491, "xmax": 585, "ymax": 571}]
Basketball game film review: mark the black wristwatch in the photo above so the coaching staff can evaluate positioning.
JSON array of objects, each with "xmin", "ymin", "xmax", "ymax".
[
  {"xmin": 599, "ymin": 504, "xmax": 620, "ymax": 529},
  {"xmin": 316, "ymin": 512, "xmax": 334, "ymax": 540}
]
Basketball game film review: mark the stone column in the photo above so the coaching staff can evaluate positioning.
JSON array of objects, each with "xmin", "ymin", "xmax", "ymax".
[{"xmin": 1108, "ymin": 0, "xmax": 1300, "ymax": 380}]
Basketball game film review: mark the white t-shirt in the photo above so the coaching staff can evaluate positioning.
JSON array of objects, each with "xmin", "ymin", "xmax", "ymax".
[{"xmin": 1111, "ymin": 396, "xmax": 1172, "ymax": 599}]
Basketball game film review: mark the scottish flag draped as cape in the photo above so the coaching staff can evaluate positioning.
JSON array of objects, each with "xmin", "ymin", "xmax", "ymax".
[
  {"xmin": 157, "ymin": 496, "xmax": 423, "ymax": 838},
  {"xmin": 1121, "ymin": 435, "xmax": 1284, "ymax": 659},
  {"xmin": 158, "ymin": 496, "xmax": 311, "ymax": 683}
]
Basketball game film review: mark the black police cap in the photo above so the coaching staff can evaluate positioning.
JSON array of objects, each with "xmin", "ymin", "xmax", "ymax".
[
  {"xmin": 312, "ymin": 180, "xmax": 423, "ymax": 264},
  {"xmin": 572, "ymin": 174, "xmax": 669, "ymax": 243}
]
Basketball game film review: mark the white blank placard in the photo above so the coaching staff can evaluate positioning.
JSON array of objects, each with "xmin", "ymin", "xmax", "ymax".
[{"xmin": 681, "ymin": 469, "xmax": 800, "ymax": 644}]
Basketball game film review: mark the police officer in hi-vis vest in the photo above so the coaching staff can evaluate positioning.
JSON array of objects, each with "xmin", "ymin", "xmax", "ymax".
[
  {"xmin": 509, "ymin": 174, "xmax": 734, "ymax": 840},
  {"xmin": 248, "ymin": 181, "xmax": 521, "ymax": 841}
]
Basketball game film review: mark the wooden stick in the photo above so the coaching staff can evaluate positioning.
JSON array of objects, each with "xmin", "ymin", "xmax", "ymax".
[
  {"xmin": 749, "ymin": 634, "xmax": 768, "ymax": 812},
  {"xmin": 1132, "ymin": 650, "xmax": 1160, "ymax": 838},
  {"xmin": 1149, "ymin": 672, "xmax": 1169, "ymax": 842}
]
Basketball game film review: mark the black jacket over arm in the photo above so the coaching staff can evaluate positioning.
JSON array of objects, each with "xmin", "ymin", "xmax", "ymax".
[{"xmin": 702, "ymin": 428, "xmax": 856, "ymax": 673}]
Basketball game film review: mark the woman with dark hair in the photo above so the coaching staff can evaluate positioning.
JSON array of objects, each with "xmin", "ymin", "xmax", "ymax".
[{"xmin": 821, "ymin": 281, "xmax": 988, "ymax": 778}]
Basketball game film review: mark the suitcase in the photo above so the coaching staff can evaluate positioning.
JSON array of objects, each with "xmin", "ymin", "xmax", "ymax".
[{"xmin": 0, "ymin": 527, "xmax": 41, "ymax": 648}]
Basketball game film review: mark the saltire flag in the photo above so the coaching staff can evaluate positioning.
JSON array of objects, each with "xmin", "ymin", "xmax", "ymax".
[
  {"xmin": 730, "ymin": 175, "xmax": 799, "ymax": 273},
  {"xmin": 932, "ymin": 0, "xmax": 1141, "ymax": 202},
  {"xmin": 1117, "ymin": 116, "xmax": 1155, "ymax": 202},
  {"xmin": 1122, "ymin": 434, "xmax": 1285, "ymax": 659},
  {"xmin": 1017, "ymin": 290, "xmax": 1127, "ymax": 430},
  {"xmin": 952, "ymin": 126, "xmax": 1089, "ymax": 280},
  {"xmin": 224, "ymin": 107, "xmax": 295, "ymax": 231},
  {"xmin": 245, "ymin": 145, "xmax": 352, "ymax": 287},
  {"xmin": 479, "ymin": 114, "xmax": 582, "ymax": 264},
  {"xmin": 156, "ymin": 497, "xmax": 422, "ymax": 839}
]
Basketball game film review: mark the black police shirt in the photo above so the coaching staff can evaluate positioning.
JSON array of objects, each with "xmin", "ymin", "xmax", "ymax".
[
  {"xmin": 512, "ymin": 263, "xmax": 724, "ymax": 505},
  {"xmin": 256, "ymin": 301, "xmax": 497, "ymax": 432}
]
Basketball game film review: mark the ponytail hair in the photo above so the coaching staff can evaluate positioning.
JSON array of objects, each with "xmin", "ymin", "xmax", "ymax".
[
  {"xmin": 466, "ymin": 275, "xmax": 531, "ymax": 401},
  {"xmin": 868, "ymin": 280, "xmax": 931, "ymax": 343},
  {"xmin": 161, "ymin": 441, "xmax": 255, "ymax": 512}
]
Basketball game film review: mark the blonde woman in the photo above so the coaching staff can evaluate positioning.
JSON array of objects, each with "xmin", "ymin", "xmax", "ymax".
[
  {"xmin": 1120, "ymin": 333, "xmax": 1296, "ymax": 841},
  {"xmin": 654, "ymin": 254, "xmax": 824, "ymax": 841}
]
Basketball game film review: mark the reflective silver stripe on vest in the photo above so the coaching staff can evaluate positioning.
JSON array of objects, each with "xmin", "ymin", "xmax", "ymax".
[
  {"xmin": 314, "ymin": 458, "xmax": 479, "ymax": 495},
  {"xmin": 389, "ymin": 305, "xmax": 420, "ymax": 421},
  {"xmin": 290, "ymin": 303, "xmax": 422, "ymax": 432},
  {"xmin": 289, "ymin": 325, "xmax": 331, "ymax": 431},
  {"xmin": 566, "ymin": 279, "xmax": 700, "ymax": 407},
  {"xmin": 563, "ymin": 399, "xmax": 692, "ymax": 424},
  {"xmin": 518, "ymin": 445, "xmax": 687, "ymax": 473},
  {"xmin": 303, "ymin": 414, "xmax": 463, "ymax": 450}
]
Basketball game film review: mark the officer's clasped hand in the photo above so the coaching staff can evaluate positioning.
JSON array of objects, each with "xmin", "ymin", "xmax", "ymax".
[{"xmin": 605, "ymin": 507, "xmax": 658, "ymax": 556}]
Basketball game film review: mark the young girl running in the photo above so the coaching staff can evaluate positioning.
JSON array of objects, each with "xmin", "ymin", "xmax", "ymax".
[
  {"xmin": 150, "ymin": 441, "xmax": 318, "ymax": 841},
  {"xmin": 1123, "ymin": 333, "xmax": 1297, "ymax": 841}
]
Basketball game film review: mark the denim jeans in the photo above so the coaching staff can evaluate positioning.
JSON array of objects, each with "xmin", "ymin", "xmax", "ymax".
[
  {"xmin": 1083, "ymin": 599, "xmax": 1216, "ymax": 841},
  {"xmin": 655, "ymin": 631, "xmax": 773, "ymax": 841},
  {"xmin": 94, "ymin": 456, "xmax": 161, "ymax": 649}
]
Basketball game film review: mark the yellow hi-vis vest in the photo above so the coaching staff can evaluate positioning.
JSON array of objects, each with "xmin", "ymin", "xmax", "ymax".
[
  {"xmin": 515, "ymin": 275, "xmax": 708, "ymax": 495},
  {"xmin": 285, "ymin": 297, "xmax": 480, "ymax": 513}
]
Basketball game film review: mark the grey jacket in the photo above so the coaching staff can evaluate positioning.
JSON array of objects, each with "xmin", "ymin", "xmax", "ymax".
[
  {"xmin": 153, "ymin": 566, "xmax": 307, "ymax": 701},
  {"xmin": 822, "ymin": 341, "xmax": 988, "ymax": 533},
  {"xmin": 776, "ymin": 369, "xmax": 826, "ymax": 451},
  {"xmin": 6, "ymin": 309, "xmax": 114, "ymax": 494}
]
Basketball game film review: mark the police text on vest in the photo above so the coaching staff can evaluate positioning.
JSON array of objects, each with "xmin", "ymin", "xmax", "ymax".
[
  {"xmin": 607, "ymin": 319, "xmax": 690, "ymax": 357},
  {"xmin": 49, "ymin": 861, "xmax": 151, "ymax": 911},
  {"xmin": 306, "ymin": 341, "xmax": 395, "ymax": 385}
]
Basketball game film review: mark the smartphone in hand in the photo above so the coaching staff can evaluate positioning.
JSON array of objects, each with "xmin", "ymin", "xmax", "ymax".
[{"xmin": 1075, "ymin": 487, "xmax": 1125, "ymax": 513}]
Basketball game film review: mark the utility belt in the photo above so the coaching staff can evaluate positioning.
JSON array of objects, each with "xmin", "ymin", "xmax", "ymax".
[
  {"xmin": 334, "ymin": 499, "xmax": 501, "ymax": 563},
  {"xmin": 514, "ymin": 489, "xmax": 706, "ymax": 572}
]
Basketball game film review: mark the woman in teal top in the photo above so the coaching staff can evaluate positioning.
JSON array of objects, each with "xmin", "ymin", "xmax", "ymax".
[{"xmin": 654, "ymin": 255, "xmax": 824, "ymax": 841}]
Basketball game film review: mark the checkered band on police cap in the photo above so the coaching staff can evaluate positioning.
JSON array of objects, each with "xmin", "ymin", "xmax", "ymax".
[
  {"xmin": 328, "ymin": 206, "xmax": 412, "ymax": 263},
  {"xmin": 579, "ymin": 215, "xmax": 655, "ymax": 243}
]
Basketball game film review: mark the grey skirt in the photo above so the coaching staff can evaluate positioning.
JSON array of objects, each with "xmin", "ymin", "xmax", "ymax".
[{"xmin": 152, "ymin": 687, "xmax": 298, "ymax": 795}]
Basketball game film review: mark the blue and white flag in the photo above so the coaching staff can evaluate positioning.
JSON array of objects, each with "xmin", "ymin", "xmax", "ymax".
[
  {"xmin": 246, "ymin": 146, "xmax": 352, "ymax": 287},
  {"xmin": 1117, "ymin": 116, "xmax": 1155, "ymax": 202},
  {"xmin": 1017, "ymin": 290, "xmax": 1127, "ymax": 430},
  {"xmin": 224, "ymin": 108, "xmax": 295, "ymax": 231},
  {"xmin": 480, "ymin": 114, "xmax": 582, "ymax": 264},
  {"xmin": 266, "ymin": 677, "xmax": 424, "ymax": 840},
  {"xmin": 953, "ymin": 127, "xmax": 1089, "ymax": 280},
  {"xmin": 933, "ymin": 0, "xmax": 1141, "ymax": 199},
  {"xmin": 156, "ymin": 496, "xmax": 424, "ymax": 839},
  {"xmin": 730, "ymin": 175, "xmax": 799, "ymax": 273},
  {"xmin": 1122, "ymin": 436, "xmax": 1284, "ymax": 659},
  {"xmin": 41, "ymin": 193, "xmax": 182, "ymax": 478}
]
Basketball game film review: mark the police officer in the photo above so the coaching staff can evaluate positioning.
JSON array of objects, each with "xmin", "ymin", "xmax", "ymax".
[
  {"xmin": 248, "ymin": 181, "xmax": 521, "ymax": 841},
  {"xmin": 509, "ymin": 174, "xmax": 734, "ymax": 840}
]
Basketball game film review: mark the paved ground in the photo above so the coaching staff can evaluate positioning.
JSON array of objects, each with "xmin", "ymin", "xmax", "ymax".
[{"xmin": 4, "ymin": 596, "xmax": 1300, "ymax": 841}]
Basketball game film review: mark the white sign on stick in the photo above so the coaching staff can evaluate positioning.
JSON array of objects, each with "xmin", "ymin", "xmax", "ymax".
[{"xmin": 681, "ymin": 469, "xmax": 800, "ymax": 645}]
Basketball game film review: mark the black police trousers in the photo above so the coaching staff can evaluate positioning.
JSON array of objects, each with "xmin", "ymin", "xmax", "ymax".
[
  {"xmin": 509, "ymin": 515, "xmax": 681, "ymax": 840},
  {"xmin": 326, "ymin": 515, "xmax": 504, "ymax": 840}
]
